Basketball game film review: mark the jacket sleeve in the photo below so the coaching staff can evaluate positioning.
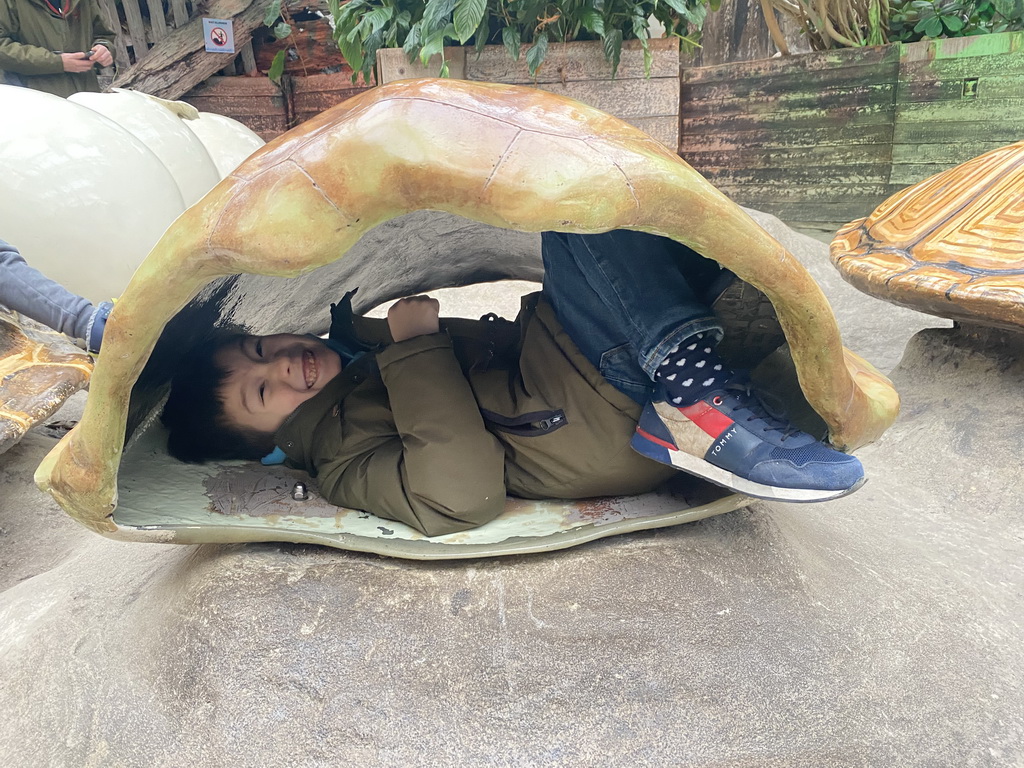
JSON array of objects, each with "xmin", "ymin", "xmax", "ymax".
[
  {"xmin": 315, "ymin": 333, "xmax": 507, "ymax": 537},
  {"xmin": 0, "ymin": 3, "xmax": 64, "ymax": 75},
  {"xmin": 90, "ymin": 0, "xmax": 115, "ymax": 51},
  {"xmin": 0, "ymin": 238, "xmax": 95, "ymax": 337}
]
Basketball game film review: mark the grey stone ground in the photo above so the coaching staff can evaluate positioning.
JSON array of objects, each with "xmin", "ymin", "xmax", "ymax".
[{"xmin": 2, "ymin": 213, "xmax": 1022, "ymax": 767}]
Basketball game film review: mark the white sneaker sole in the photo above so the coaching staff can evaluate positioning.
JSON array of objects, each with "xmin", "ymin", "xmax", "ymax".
[{"xmin": 663, "ymin": 444, "xmax": 866, "ymax": 503}]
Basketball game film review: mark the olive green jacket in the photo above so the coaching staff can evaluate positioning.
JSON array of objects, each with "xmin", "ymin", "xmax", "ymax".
[
  {"xmin": 0, "ymin": 0, "xmax": 114, "ymax": 97},
  {"xmin": 276, "ymin": 294, "xmax": 674, "ymax": 537}
]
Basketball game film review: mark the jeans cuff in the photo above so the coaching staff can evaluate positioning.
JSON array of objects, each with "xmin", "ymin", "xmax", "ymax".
[{"xmin": 640, "ymin": 317, "xmax": 723, "ymax": 379}]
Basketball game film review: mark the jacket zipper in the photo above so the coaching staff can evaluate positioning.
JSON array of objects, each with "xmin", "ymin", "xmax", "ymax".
[{"xmin": 480, "ymin": 408, "xmax": 568, "ymax": 437}]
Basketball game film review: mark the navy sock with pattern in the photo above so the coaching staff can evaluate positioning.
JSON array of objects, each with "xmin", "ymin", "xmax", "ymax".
[{"xmin": 654, "ymin": 332, "xmax": 734, "ymax": 407}]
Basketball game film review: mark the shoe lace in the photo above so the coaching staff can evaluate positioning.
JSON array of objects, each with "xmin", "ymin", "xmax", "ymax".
[{"xmin": 721, "ymin": 380, "xmax": 801, "ymax": 441}]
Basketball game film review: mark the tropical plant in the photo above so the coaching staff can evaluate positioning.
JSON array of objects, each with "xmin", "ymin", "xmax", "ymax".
[
  {"xmin": 888, "ymin": 0, "xmax": 1024, "ymax": 41},
  {"xmin": 327, "ymin": 0, "xmax": 716, "ymax": 83},
  {"xmin": 760, "ymin": 0, "xmax": 889, "ymax": 52}
]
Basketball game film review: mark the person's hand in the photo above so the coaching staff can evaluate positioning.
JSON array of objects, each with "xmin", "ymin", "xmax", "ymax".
[
  {"xmin": 61, "ymin": 52, "xmax": 95, "ymax": 73},
  {"xmin": 387, "ymin": 295, "xmax": 440, "ymax": 342},
  {"xmin": 89, "ymin": 45, "xmax": 113, "ymax": 67}
]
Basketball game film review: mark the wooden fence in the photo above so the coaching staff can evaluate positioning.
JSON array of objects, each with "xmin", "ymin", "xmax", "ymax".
[
  {"xmin": 96, "ymin": 0, "xmax": 258, "ymax": 76},
  {"xmin": 679, "ymin": 31, "xmax": 1024, "ymax": 235}
]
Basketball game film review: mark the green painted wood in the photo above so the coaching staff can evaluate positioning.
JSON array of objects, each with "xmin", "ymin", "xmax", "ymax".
[{"xmin": 678, "ymin": 31, "xmax": 1024, "ymax": 234}]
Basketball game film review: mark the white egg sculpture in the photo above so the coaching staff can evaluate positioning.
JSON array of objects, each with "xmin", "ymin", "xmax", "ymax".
[
  {"xmin": 183, "ymin": 111, "xmax": 265, "ymax": 178},
  {"xmin": 0, "ymin": 85, "xmax": 186, "ymax": 303},
  {"xmin": 69, "ymin": 88, "xmax": 221, "ymax": 206}
]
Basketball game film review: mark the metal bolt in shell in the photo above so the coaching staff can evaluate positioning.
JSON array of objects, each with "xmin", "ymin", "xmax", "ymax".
[{"xmin": 291, "ymin": 481, "xmax": 309, "ymax": 501}]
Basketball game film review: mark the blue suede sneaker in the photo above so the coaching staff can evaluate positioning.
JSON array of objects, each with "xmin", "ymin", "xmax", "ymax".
[{"xmin": 630, "ymin": 383, "xmax": 866, "ymax": 502}]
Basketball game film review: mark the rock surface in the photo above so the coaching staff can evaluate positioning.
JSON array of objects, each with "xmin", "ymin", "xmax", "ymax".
[{"xmin": 3, "ymin": 213, "xmax": 1022, "ymax": 767}]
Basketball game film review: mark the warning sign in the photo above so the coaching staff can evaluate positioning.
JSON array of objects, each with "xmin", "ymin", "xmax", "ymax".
[{"xmin": 202, "ymin": 18, "xmax": 235, "ymax": 54}]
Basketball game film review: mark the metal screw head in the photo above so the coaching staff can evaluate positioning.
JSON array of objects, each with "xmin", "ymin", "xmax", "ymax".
[{"xmin": 291, "ymin": 481, "xmax": 309, "ymax": 501}]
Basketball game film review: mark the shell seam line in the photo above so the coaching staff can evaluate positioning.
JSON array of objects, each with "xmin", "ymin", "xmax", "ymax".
[
  {"xmin": 290, "ymin": 160, "xmax": 345, "ymax": 217},
  {"xmin": 483, "ymin": 130, "xmax": 523, "ymax": 193}
]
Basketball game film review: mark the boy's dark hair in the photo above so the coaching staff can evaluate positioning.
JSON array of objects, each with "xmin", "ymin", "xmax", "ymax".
[{"xmin": 160, "ymin": 331, "xmax": 276, "ymax": 463}]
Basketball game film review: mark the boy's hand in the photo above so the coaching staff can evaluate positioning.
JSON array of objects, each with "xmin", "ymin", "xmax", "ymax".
[{"xmin": 387, "ymin": 295, "xmax": 440, "ymax": 342}]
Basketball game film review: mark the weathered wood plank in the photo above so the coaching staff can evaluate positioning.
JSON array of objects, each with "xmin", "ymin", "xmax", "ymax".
[
  {"xmin": 681, "ymin": 123, "xmax": 894, "ymax": 151},
  {"xmin": 533, "ymin": 77, "xmax": 678, "ymax": 119},
  {"xmin": 683, "ymin": 44, "xmax": 899, "ymax": 84},
  {"xmin": 898, "ymin": 75, "xmax": 1024, "ymax": 104},
  {"xmin": 682, "ymin": 83, "xmax": 897, "ymax": 119},
  {"xmin": 146, "ymin": 0, "xmax": 168, "ymax": 42},
  {"xmin": 183, "ymin": 76, "xmax": 289, "ymax": 140},
  {"xmin": 891, "ymin": 141, "xmax": 1018, "ymax": 169},
  {"xmin": 899, "ymin": 51, "xmax": 1024, "ymax": 83},
  {"xmin": 682, "ymin": 103, "xmax": 896, "ymax": 134},
  {"xmin": 699, "ymin": 164, "xmax": 889, "ymax": 186},
  {"xmin": 240, "ymin": 41, "xmax": 257, "ymax": 75},
  {"xmin": 291, "ymin": 72, "xmax": 375, "ymax": 122},
  {"xmin": 376, "ymin": 47, "xmax": 466, "ymax": 82},
  {"xmin": 96, "ymin": 0, "xmax": 131, "ymax": 71},
  {"xmin": 892, "ymin": 120, "xmax": 1023, "ymax": 145},
  {"xmin": 120, "ymin": 0, "xmax": 150, "ymax": 62},
  {"xmin": 900, "ymin": 30, "xmax": 1024, "ymax": 61},
  {"xmin": 466, "ymin": 38, "xmax": 679, "ymax": 83},
  {"xmin": 895, "ymin": 97, "xmax": 1024, "ymax": 123},
  {"xmin": 683, "ymin": 143, "xmax": 892, "ymax": 170},
  {"xmin": 684, "ymin": 0, "xmax": 774, "ymax": 67},
  {"xmin": 112, "ymin": 0, "xmax": 268, "ymax": 99},
  {"xmin": 169, "ymin": 0, "xmax": 189, "ymax": 28},
  {"xmin": 684, "ymin": 62, "xmax": 898, "ymax": 100}
]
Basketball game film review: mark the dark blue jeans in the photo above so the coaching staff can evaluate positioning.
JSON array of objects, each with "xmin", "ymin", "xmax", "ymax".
[{"xmin": 541, "ymin": 230, "xmax": 727, "ymax": 405}]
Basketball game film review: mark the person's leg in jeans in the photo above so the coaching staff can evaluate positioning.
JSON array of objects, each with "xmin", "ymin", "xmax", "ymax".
[
  {"xmin": 540, "ymin": 230, "xmax": 865, "ymax": 502},
  {"xmin": 541, "ymin": 230, "xmax": 723, "ymax": 405}
]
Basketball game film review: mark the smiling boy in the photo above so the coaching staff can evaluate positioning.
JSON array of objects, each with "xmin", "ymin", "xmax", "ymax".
[{"xmin": 162, "ymin": 231, "xmax": 865, "ymax": 537}]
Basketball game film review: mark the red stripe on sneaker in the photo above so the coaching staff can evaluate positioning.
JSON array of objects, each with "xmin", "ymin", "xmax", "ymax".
[
  {"xmin": 679, "ymin": 401, "xmax": 734, "ymax": 438},
  {"xmin": 636, "ymin": 427, "xmax": 677, "ymax": 451}
]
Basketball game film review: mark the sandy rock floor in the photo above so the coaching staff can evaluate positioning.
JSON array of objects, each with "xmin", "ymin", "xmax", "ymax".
[{"xmin": 2, "ymin": 213, "xmax": 1021, "ymax": 767}]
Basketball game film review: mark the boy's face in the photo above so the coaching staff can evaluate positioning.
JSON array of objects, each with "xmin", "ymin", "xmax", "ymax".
[{"xmin": 217, "ymin": 334, "xmax": 342, "ymax": 436}]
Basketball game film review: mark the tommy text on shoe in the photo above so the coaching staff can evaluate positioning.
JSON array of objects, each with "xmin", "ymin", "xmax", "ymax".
[{"xmin": 630, "ymin": 390, "xmax": 866, "ymax": 502}]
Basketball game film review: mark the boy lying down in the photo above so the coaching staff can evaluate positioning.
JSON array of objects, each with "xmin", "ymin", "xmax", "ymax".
[{"xmin": 161, "ymin": 231, "xmax": 864, "ymax": 537}]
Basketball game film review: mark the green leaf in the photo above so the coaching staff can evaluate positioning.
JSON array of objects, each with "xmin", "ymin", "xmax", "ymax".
[
  {"xmin": 942, "ymin": 14, "xmax": 965, "ymax": 30},
  {"xmin": 263, "ymin": 0, "xmax": 282, "ymax": 27},
  {"xmin": 268, "ymin": 49, "xmax": 286, "ymax": 83},
  {"xmin": 272, "ymin": 21, "xmax": 291, "ymax": 39},
  {"xmin": 335, "ymin": 22, "xmax": 365, "ymax": 74},
  {"xmin": 403, "ymin": 23, "xmax": 422, "ymax": 57},
  {"xmin": 419, "ymin": 22, "xmax": 456, "ymax": 64},
  {"xmin": 924, "ymin": 15, "xmax": 943, "ymax": 35},
  {"xmin": 525, "ymin": 31, "xmax": 549, "ymax": 76},
  {"xmin": 423, "ymin": 0, "xmax": 457, "ymax": 32},
  {"xmin": 603, "ymin": 28, "xmax": 623, "ymax": 78},
  {"xmin": 453, "ymin": 0, "xmax": 487, "ymax": 44},
  {"xmin": 501, "ymin": 26, "xmax": 522, "ymax": 60},
  {"xmin": 578, "ymin": 8, "xmax": 605, "ymax": 34}
]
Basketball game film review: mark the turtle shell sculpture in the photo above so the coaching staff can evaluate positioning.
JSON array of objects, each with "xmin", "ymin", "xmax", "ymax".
[
  {"xmin": 831, "ymin": 141, "xmax": 1024, "ymax": 332},
  {"xmin": 33, "ymin": 79, "xmax": 900, "ymax": 556},
  {"xmin": 0, "ymin": 306, "xmax": 92, "ymax": 455}
]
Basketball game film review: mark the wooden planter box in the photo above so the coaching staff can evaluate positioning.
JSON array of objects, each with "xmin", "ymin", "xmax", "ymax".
[
  {"xmin": 679, "ymin": 31, "xmax": 1024, "ymax": 234},
  {"xmin": 377, "ymin": 38, "xmax": 681, "ymax": 150}
]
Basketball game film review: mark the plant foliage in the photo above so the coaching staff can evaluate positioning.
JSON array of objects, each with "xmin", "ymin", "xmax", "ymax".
[
  {"xmin": 888, "ymin": 0, "xmax": 1024, "ymax": 41},
  {"xmin": 327, "ymin": 0, "xmax": 715, "ymax": 83}
]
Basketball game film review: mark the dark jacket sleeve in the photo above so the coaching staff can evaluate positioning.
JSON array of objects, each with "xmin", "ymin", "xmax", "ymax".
[
  {"xmin": 90, "ymin": 0, "xmax": 115, "ymax": 51},
  {"xmin": 315, "ymin": 333, "xmax": 507, "ymax": 537},
  {"xmin": 0, "ymin": 2, "xmax": 64, "ymax": 75}
]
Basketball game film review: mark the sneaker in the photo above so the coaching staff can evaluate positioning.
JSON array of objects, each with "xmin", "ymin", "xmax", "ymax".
[{"xmin": 630, "ymin": 383, "xmax": 865, "ymax": 502}]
